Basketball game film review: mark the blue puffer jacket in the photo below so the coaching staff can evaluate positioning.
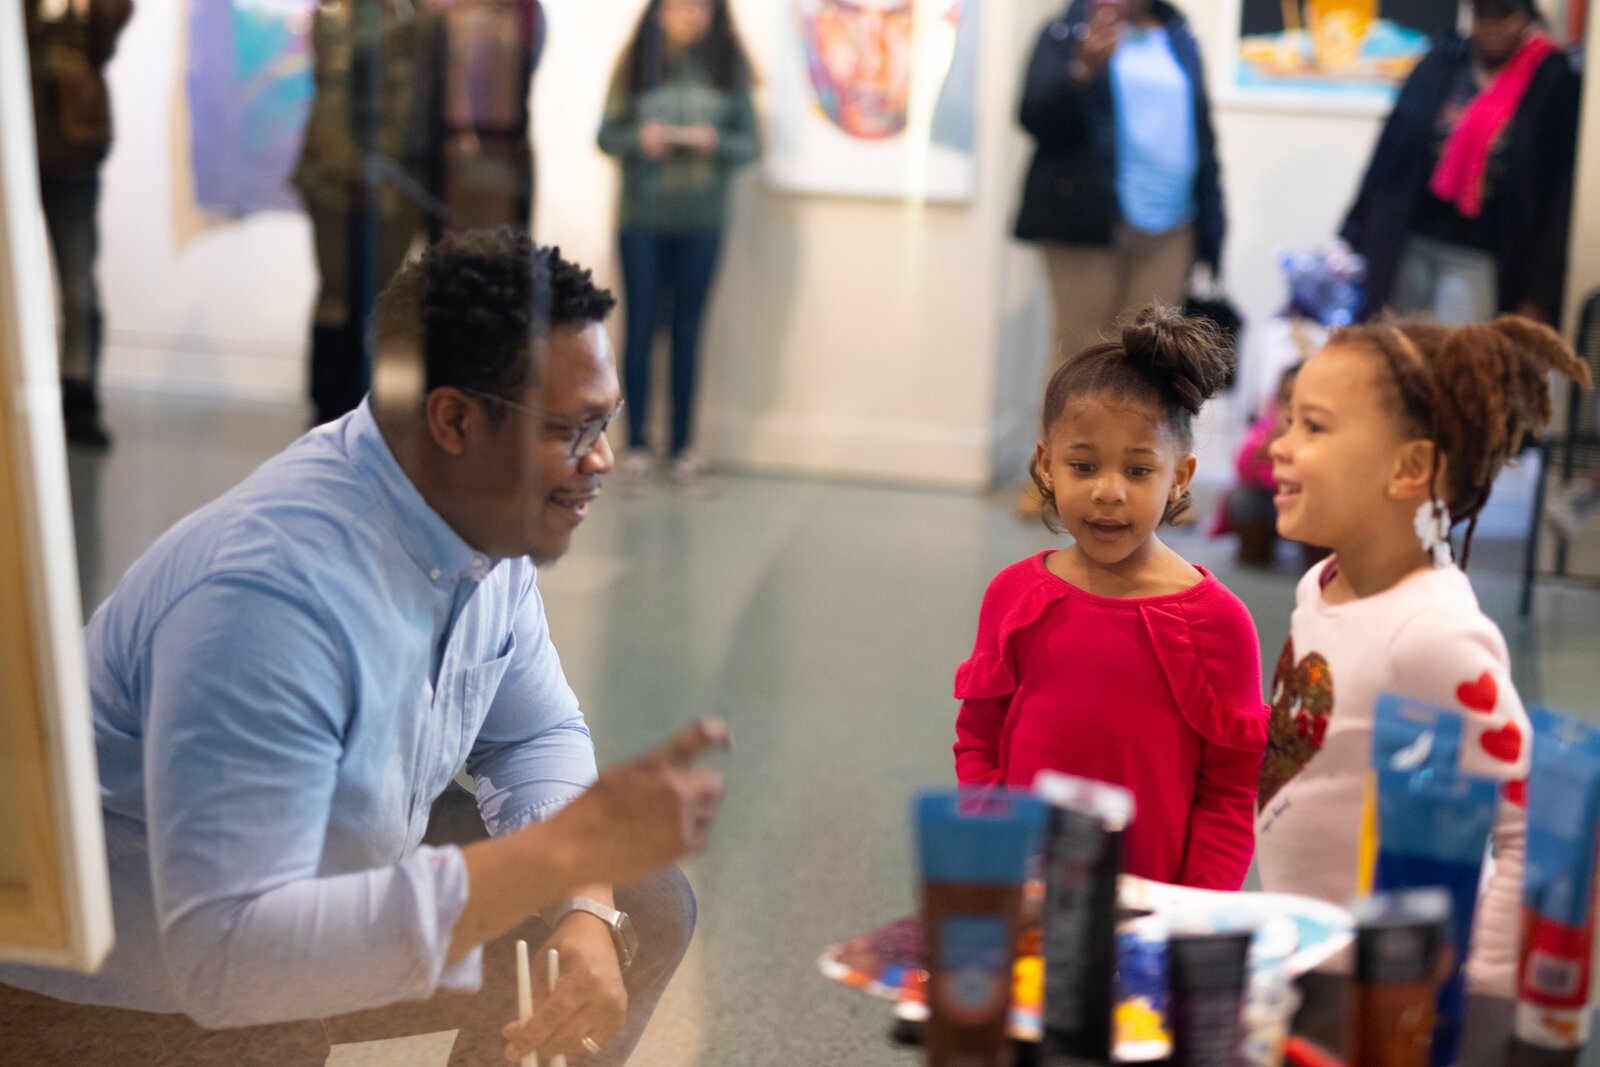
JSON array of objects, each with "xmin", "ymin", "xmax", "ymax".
[{"xmin": 1012, "ymin": 0, "xmax": 1225, "ymax": 271}]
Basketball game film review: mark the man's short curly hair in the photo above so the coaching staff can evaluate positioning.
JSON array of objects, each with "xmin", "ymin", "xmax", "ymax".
[{"xmin": 373, "ymin": 228, "xmax": 616, "ymax": 400}]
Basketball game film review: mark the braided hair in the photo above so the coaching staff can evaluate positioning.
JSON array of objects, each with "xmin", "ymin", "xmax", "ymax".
[{"xmin": 1331, "ymin": 316, "xmax": 1592, "ymax": 566}]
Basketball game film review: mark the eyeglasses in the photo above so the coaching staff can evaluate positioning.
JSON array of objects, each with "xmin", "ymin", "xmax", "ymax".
[{"xmin": 462, "ymin": 389, "xmax": 623, "ymax": 459}]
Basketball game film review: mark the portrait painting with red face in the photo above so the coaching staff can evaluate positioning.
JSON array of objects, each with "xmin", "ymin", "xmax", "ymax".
[
  {"xmin": 771, "ymin": 0, "xmax": 977, "ymax": 200},
  {"xmin": 798, "ymin": 0, "xmax": 916, "ymax": 139}
]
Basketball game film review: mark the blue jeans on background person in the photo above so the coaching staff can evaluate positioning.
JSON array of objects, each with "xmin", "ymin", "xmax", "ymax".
[
  {"xmin": 618, "ymin": 229, "xmax": 723, "ymax": 458},
  {"xmin": 40, "ymin": 171, "xmax": 109, "ymax": 446}
]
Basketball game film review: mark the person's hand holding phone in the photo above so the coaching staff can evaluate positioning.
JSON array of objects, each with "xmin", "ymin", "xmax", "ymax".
[{"xmin": 1073, "ymin": 0, "xmax": 1123, "ymax": 82}]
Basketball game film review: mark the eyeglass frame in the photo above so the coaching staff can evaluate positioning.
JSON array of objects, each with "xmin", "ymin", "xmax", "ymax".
[{"xmin": 460, "ymin": 388, "xmax": 624, "ymax": 460}]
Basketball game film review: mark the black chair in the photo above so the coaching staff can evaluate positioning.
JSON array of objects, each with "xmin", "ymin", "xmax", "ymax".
[{"xmin": 1520, "ymin": 288, "xmax": 1600, "ymax": 616}]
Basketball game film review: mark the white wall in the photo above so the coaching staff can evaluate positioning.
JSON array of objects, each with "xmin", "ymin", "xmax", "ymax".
[
  {"xmin": 99, "ymin": 1, "xmax": 314, "ymax": 400},
  {"xmin": 97, "ymin": 0, "xmax": 1552, "ymax": 487},
  {"xmin": 1564, "ymin": 12, "xmax": 1599, "ymax": 336}
]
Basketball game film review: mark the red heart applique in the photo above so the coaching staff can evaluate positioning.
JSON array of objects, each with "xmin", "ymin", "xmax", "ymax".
[
  {"xmin": 1456, "ymin": 672, "xmax": 1498, "ymax": 713},
  {"xmin": 1481, "ymin": 722, "xmax": 1523, "ymax": 763},
  {"xmin": 1504, "ymin": 779, "xmax": 1528, "ymax": 808}
]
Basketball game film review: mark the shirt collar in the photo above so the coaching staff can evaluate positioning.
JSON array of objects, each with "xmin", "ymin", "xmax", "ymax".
[{"xmin": 343, "ymin": 399, "xmax": 494, "ymax": 586}]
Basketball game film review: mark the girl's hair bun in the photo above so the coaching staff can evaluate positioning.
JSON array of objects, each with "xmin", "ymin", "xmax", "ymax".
[{"xmin": 1120, "ymin": 304, "xmax": 1234, "ymax": 416}]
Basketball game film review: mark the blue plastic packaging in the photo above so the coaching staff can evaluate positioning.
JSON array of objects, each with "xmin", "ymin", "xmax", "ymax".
[
  {"xmin": 1371, "ymin": 693, "xmax": 1500, "ymax": 1067},
  {"xmin": 1516, "ymin": 707, "xmax": 1600, "ymax": 1049}
]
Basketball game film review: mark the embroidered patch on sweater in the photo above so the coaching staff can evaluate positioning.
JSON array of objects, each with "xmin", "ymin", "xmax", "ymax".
[{"xmin": 1258, "ymin": 637, "xmax": 1334, "ymax": 811}]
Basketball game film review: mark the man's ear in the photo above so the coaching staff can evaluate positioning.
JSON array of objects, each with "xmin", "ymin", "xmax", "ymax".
[
  {"xmin": 423, "ymin": 388, "xmax": 475, "ymax": 458},
  {"xmin": 1389, "ymin": 438, "xmax": 1441, "ymax": 502}
]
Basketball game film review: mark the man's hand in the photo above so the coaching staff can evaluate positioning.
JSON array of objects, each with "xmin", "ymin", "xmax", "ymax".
[
  {"xmin": 638, "ymin": 121, "xmax": 670, "ymax": 159},
  {"xmin": 449, "ymin": 720, "xmax": 729, "ymax": 970},
  {"xmin": 557, "ymin": 718, "xmax": 731, "ymax": 889},
  {"xmin": 500, "ymin": 918, "xmax": 627, "ymax": 1063}
]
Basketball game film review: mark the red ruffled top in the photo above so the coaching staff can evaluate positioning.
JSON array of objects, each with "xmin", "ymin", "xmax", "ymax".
[{"xmin": 953, "ymin": 552, "xmax": 1269, "ymax": 889}]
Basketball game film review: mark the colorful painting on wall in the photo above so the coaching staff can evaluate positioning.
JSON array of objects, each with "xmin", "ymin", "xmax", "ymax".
[
  {"xmin": 766, "ymin": 0, "xmax": 981, "ymax": 203},
  {"xmin": 188, "ymin": 0, "xmax": 315, "ymax": 214},
  {"xmin": 1222, "ymin": 0, "xmax": 1456, "ymax": 111}
]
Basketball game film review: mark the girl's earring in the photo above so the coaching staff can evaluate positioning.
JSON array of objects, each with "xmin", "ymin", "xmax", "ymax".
[{"xmin": 1414, "ymin": 498, "xmax": 1453, "ymax": 567}]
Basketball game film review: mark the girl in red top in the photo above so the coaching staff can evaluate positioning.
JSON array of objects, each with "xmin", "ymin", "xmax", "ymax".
[{"xmin": 955, "ymin": 306, "xmax": 1269, "ymax": 889}]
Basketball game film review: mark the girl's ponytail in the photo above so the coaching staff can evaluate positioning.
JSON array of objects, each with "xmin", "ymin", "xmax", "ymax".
[{"xmin": 1120, "ymin": 305, "xmax": 1234, "ymax": 417}]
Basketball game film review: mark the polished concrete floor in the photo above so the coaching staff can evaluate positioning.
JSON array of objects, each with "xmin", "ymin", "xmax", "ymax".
[{"xmin": 64, "ymin": 389, "xmax": 1600, "ymax": 1066}]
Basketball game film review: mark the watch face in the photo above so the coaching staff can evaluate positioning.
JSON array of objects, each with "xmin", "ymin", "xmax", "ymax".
[{"xmin": 615, "ymin": 911, "xmax": 639, "ymax": 968}]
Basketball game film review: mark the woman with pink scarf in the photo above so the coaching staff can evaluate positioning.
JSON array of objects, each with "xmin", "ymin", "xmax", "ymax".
[{"xmin": 1339, "ymin": 0, "xmax": 1580, "ymax": 327}]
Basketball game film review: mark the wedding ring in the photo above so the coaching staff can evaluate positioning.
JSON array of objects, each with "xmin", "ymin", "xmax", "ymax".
[{"xmin": 581, "ymin": 1037, "xmax": 603, "ymax": 1055}]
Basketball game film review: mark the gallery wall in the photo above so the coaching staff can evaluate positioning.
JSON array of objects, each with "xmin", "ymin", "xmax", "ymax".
[{"xmin": 87, "ymin": 0, "xmax": 1592, "ymax": 488}]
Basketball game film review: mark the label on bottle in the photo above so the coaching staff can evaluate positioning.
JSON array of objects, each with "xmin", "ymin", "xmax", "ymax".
[{"xmin": 935, "ymin": 914, "xmax": 1009, "ymax": 1025}]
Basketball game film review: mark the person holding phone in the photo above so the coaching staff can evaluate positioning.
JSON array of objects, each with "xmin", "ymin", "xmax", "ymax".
[
  {"xmin": 1011, "ymin": 0, "xmax": 1225, "ymax": 511},
  {"xmin": 597, "ymin": 0, "xmax": 759, "ymax": 490}
]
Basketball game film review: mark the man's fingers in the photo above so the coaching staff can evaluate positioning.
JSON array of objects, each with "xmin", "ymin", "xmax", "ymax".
[
  {"xmin": 501, "ymin": 990, "xmax": 582, "ymax": 1058},
  {"xmin": 662, "ymin": 717, "xmax": 732, "ymax": 765},
  {"xmin": 539, "ymin": 1000, "xmax": 624, "ymax": 1061}
]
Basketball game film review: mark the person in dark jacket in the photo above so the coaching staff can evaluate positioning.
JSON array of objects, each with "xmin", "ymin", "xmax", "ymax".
[
  {"xmin": 1013, "ymin": 0, "xmax": 1225, "ymax": 367},
  {"xmin": 26, "ymin": 0, "xmax": 134, "ymax": 449},
  {"xmin": 1340, "ymin": 0, "xmax": 1580, "ymax": 326}
]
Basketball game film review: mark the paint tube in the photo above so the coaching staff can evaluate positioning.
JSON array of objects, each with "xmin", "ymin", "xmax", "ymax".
[
  {"xmin": 1515, "ymin": 707, "xmax": 1600, "ymax": 1050},
  {"xmin": 1167, "ymin": 928, "xmax": 1252, "ymax": 1067},
  {"xmin": 1370, "ymin": 693, "xmax": 1500, "ymax": 1067},
  {"xmin": 1351, "ymin": 888, "xmax": 1451, "ymax": 1067},
  {"xmin": 1031, "ymin": 771, "xmax": 1136, "ymax": 1067},
  {"xmin": 916, "ymin": 788, "xmax": 1047, "ymax": 1067}
]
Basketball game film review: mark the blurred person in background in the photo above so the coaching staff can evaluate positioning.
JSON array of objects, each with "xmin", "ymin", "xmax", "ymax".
[
  {"xmin": 295, "ymin": 0, "xmax": 546, "ymax": 428},
  {"xmin": 1011, "ymin": 0, "xmax": 1225, "ymax": 513},
  {"xmin": 25, "ymin": 0, "xmax": 134, "ymax": 449},
  {"xmin": 599, "ymin": 0, "xmax": 759, "ymax": 490},
  {"xmin": 1340, "ymin": 0, "xmax": 1580, "ymax": 326},
  {"xmin": 294, "ymin": 0, "xmax": 441, "ymax": 426}
]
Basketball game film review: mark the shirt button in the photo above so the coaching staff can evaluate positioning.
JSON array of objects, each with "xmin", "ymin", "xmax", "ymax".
[
  {"xmin": 429, "ymin": 567, "xmax": 441, "ymax": 580},
  {"xmin": 471, "ymin": 557, "xmax": 485, "ymax": 569}
]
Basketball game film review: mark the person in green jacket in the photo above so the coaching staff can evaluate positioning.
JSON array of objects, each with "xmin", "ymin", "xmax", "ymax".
[{"xmin": 599, "ymin": 0, "xmax": 759, "ymax": 488}]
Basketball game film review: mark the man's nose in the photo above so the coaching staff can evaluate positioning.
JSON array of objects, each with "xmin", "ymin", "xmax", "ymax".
[{"xmin": 585, "ymin": 430, "xmax": 616, "ymax": 475}]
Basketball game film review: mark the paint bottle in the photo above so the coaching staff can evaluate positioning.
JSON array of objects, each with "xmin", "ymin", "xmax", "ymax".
[
  {"xmin": 1167, "ymin": 929, "xmax": 1252, "ymax": 1067},
  {"xmin": 1516, "ymin": 707, "xmax": 1600, "ymax": 1051},
  {"xmin": 1032, "ymin": 771, "xmax": 1136, "ymax": 1067},
  {"xmin": 917, "ymin": 788, "xmax": 1047, "ymax": 1067},
  {"xmin": 1368, "ymin": 693, "xmax": 1499, "ymax": 1066},
  {"xmin": 1350, "ymin": 888, "xmax": 1451, "ymax": 1067}
]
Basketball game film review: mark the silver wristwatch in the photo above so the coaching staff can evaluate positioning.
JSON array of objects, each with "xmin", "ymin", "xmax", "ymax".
[{"xmin": 547, "ymin": 897, "xmax": 638, "ymax": 971}]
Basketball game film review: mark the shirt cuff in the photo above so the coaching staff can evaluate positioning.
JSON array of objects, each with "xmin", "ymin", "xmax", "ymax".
[
  {"xmin": 438, "ymin": 946, "xmax": 483, "ymax": 994},
  {"xmin": 428, "ymin": 845, "xmax": 482, "ymax": 993}
]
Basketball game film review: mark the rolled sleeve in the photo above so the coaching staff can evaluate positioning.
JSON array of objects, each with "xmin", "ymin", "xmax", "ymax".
[
  {"xmin": 467, "ymin": 577, "xmax": 598, "ymax": 835},
  {"xmin": 143, "ymin": 576, "xmax": 476, "ymax": 1026}
]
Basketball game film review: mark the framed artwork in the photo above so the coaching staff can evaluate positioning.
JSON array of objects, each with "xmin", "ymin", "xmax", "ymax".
[
  {"xmin": 188, "ymin": 0, "xmax": 316, "ymax": 214},
  {"xmin": 766, "ymin": 0, "xmax": 982, "ymax": 203},
  {"xmin": 1219, "ymin": 0, "xmax": 1457, "ymax": 112},
  {"xmin": 0, "ymin": 2, "xmax": 112, "ymax": 971}
]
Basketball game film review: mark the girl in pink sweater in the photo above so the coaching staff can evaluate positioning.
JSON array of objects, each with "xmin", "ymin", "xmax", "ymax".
[
  {"xmin": 1258, "ymin": 317, "xmax": 1590, "ymax": 994},
  {"xmin": 955, "ymin": 306, "xmax": 1269, "ymax": 890}
]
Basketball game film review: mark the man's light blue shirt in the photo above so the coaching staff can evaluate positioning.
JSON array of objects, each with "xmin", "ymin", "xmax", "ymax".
[
  {"xmin": 1111, "ymin": 26, "xmax": 1199, "ymax": 235},
  {"xmin": 0, "ymin": 402, "xmax": 597, "ymax": 1026}
]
